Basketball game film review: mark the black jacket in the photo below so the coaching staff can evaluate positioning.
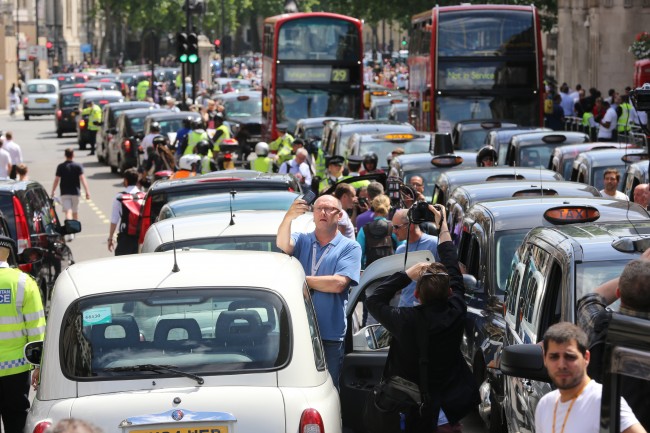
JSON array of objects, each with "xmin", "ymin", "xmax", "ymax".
[{"xmin": 366, "ymin": 240, "xmax": 480, "ymax": 428}]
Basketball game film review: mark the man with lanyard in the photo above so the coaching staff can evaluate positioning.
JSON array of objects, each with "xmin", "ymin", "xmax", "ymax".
[
  {"xmin": 391, "ymin": 209, "xmax": 441, "ymax": 307},
  {"xmin": 0, "ymin": 236, "xmax": 45, "ymax": 433},
  {"xmin": 278, "ymin": 147, "xmax": 312, "ymax": 188},
  {"xmin": 211, "ymin": 112, "xmax": 231, "ymax": 153},
  {"xmin": 277, "ymin": 195, "xmax": 361, "ymax": 390},
  {"xmin": 534, "ymin": 322, "xmax": 644, "ymax": 433}
]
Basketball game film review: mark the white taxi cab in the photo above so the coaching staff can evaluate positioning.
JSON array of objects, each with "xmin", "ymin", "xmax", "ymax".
[{"xmin": 25, "ymin": 250, "xmax": 340, "ymax": 433}]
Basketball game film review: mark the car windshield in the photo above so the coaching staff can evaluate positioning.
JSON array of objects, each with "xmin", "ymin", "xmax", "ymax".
[
  {"xmin": 591, "ymin": 166, "xmax": 626, "ymax": 191},
  {"xmin": 517, "ymin": 144, "xmax": 556, "ymax": 168},
  {"xmin": 157, "ymin": 235, "xmax": 281, "ymax": 252},
  {"xmin": 404, "ymin": 169, "xmax": 447, "ymax": 202},
  {"xmin": 563, "ymin": 158, "xmax": 574, "ymax": 180},
  {"xmin": 459, "ymin": 129, "xmax": 490, "ymax": 151},
  {"xmin": 158, "ymin": 119, "xmax": 185, "ymax": 135},
  {"xmin": 358, "ymin": 139, "xmax": 429, "ymax": 168},
  {"xmin": 61, "ymin": 93, "xmax": 83, "ymax": 107},
  {"xmin": 224, "ymin": 97, "xmax": 262, "ymax": 117},
  {"xmin": 28, "ymin": 83, "xmax": 56, "ymax": 94},
  {"xmin": 495, "ymin": 229, "xmax": 530, "ymax": 296},
  {"xmin": 372, "ymin": 104, "xmax": 392, "ymax": 120},
  {"xmin": 60, "ymin": 288, "xmax": 290, "ymax": 379},
  {"xmin": 304, "ymin": 126, "xmax": 324, "ymax": 141},
  {"xmin": 158, "ymin": 192, "xmax": 299, "ymax": 221},
  {"xmin": 576, "ymin": 260, "xmax": 631, "ymax": 301}
]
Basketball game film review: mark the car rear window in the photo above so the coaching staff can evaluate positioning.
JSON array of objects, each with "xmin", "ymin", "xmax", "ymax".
[
  {"xmin": 61, "ymin": 93, "xmax": 82, "ymax": 107},
  {"xmin": 156, "ymin": 235, "xmax": 281, "ymax": 252},
  {"xmin": 60, "ymin": 288, "xmax": 290, "ymax": 379},
  {"xmin": 28, "ymin": 83, "xmax": 57, "ymax": 94}
]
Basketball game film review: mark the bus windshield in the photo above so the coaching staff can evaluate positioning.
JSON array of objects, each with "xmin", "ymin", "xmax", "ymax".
[
  {"xmin": 437, "ymin": 95, "xmax": 537, "ymax": 130},
  {"xmin": 278, "ymin": 17, "xmax": 361, "ymax": 61},
  {"xmin": 276, "ymin": 88, "xmax": 359, "ymax": 133}
]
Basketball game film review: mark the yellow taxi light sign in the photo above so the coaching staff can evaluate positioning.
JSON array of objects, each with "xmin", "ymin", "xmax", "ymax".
[
  {"xmin": 383, "ymin": 134, "xmax": 414, "ymax": 141},
  {"xmin": 431, "ymin": 154, "xmax": 463, "ymax": 167},
  {"xmin": 543, "ymin": 206, "xmax": 600, "ymax": 225},
  {"xmin": 371, "ymin": 91, "xmax": 388, "ymax": 96}
]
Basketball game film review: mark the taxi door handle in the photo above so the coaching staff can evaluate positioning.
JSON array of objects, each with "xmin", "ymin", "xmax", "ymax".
[{"xmin": 522, "ymin": 379, "xmax": 533, "ymax": 393}]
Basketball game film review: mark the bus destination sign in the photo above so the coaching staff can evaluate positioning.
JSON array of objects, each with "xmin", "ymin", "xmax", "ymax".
[{"xmin": 280, "ymin": 66, "xmax": 349, "ymax": 83}]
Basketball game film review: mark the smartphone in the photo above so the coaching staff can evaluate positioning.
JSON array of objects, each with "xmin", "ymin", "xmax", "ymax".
[
  {"xmin": 298, "ymin": 190, "xmax": 317, "ymax": 205},
  {"xmin": 358, "ymin": 197, "xmax": 368, "ymax": 207}
]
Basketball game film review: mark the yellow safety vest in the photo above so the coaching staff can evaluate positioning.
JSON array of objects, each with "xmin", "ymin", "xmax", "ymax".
[
  {"xmin": 184, "ymin": 130, "xmax": 210, "ymax": 155},
  {"xmin": 269, "ymin": 133, "xmax": 294, "ymax": 153},
  {"xmin": 87, "ymin": 105, "xmax": 102, "ymax": 131},
  {"xmin": 212, "ymin": 124, "xmax": 231, "ymax": 152},
  {"xmin": 0, "ymin": 268, "xmax": 45, "ymax": 377},
  {"xmin": 582, "ymin": 112, "xmax": 594, "ymax": 126},
  {"xmin": 252, "ymin": 156, "xmax": 274, "ymax": 173},
  {"xmin": 200, "ymin": 156, "xmax": 213, "ymax": 174},
  {"xmin": 136, "ymin": 80, "xmax": 150, "ymax": 101},
  {"xmin": 314, "ymin": 149, "xmax": 326, "ymax": 179},
  {"xmin": 617, "ymin": 103, "xmax": 632, "ymax": 133},
  {"xmin": 319, "ymin": 175, "xmax": 351, "ymax": 193}
]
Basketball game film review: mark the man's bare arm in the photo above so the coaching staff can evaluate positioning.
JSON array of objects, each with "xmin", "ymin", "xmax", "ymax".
[{"xmin": 306, "ymin": 275, "xmax": 351, "ymax": 294}]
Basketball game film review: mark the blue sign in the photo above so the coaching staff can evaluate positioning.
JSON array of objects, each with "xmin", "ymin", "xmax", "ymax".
[
  {"xmin": 81, "ymin": 44, "xmax": 92, "ymax": 54},
  {"xmin": 0, "ymin": 289, "xmax": 11, "ymax": 304}
]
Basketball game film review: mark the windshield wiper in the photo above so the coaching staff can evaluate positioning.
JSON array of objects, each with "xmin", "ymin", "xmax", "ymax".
[{"xmin": 103, "ymin": 364, "xmax": 204, "ymax": 385}]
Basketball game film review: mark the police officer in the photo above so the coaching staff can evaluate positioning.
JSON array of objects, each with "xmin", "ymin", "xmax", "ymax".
[
  {"xmin": 319, "ymin": 155, "xmax": 349, "ymax": 192},
  {"xmin": 476, "ymin": 145, "xmax": 498, "ymax": 167},
  {"xmin": 183, "ymin": 118, "xmax": 211, "ymax": 156},
  {"xmin": 211, "ymin": 112, "xmax": 231, "ymax": 153},
  {"xmin": 616, "ymin": 94, "xmax": 633, "ymax": 137},
  {"xmin": 250, "ymin": 142, "xmax": 278, "ymax": 173},
  {"xmin": 136, "ymin": 79, "xmax": 150, "ymax": 101},
  {"xmin": 0, "ymin": 236, "xmax": 45, "ymax": 433},
  {"xmin": 81, "ymin": 99, "xmax": 102, "ymax": 155},
  {"xmin": 269, "ymin": 124, "xmax": 294, "ymax": 160}
]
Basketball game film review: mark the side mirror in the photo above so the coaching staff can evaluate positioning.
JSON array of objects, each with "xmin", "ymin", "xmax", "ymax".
[
  {"xmin": 21, "ymin": 247, "xmax": 44, "ymax": 264},
  {"xmin": 499, "ymin": 344, "xmax": 550, "ymax": 382},
  {"xmin": 63, "ymin": 219, "xmax": 82, "ymax": 235},
  {"xmin": 463, "ymin": 274, "xmax": 480, "ymax": 293},
  {"xmin": 24, "ymin": 341, "xmax": 43, "ymax": 366}
]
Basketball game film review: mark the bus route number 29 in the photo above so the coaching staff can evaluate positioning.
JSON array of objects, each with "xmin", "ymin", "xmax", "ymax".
[{"xmin": 331, "ymin": 69, "xmax": 349, "ymax": 83}]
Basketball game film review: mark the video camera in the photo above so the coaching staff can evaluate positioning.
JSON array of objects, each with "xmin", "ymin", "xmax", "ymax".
[
  {"xmin": 630, "ymin": 83, "xmax": 650, "ymax": 112},
  {"xmin": 408, "ymin": 201, "xmax": 444, "ymax": 224}
]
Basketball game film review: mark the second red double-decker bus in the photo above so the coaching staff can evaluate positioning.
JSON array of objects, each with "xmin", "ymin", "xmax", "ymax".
[
  {"xmin": 409, "ymin": 4, "xmax": 544, "ymax": 133},
  {"xmin": 262, "ymin": 12, "xmax": 364, "ymax": 141}
]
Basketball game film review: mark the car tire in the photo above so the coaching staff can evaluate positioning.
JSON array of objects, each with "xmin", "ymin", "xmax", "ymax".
[
  {"xmin": 24, "ymin": 114, "xmax": 30, "ymax": 120},
  {"xmin": 57, "ymin": 129, "xmax": 63, "ymax": 138}
]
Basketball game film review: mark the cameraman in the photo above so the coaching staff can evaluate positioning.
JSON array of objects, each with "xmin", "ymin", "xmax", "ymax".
[
  {"xmin": 367, "ymin": 205, "xmax": 479, "ymax": 432},
  {"xmin": 391, "ymin": 207, "xmax": 440, "ymax": 307}
]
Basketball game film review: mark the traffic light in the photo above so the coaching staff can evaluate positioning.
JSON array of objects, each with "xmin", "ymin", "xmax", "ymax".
[
  {"xmin": 401, "ymin": 36, "xmax": 408, "ymax": 48},
  {"xmin": 187, "ymin": 32, "xmax": 199, "ymax": 64},
  {"xmin": 214, "ymin": 39, "xmax": 221, "ymax": 54},
  {"xmin": 46, "ymin": 41, "xmax": 55, "ymax": 58},
  {"xmin": 177, "ymin": 32, "xmax": 188, "ymax": 63}
]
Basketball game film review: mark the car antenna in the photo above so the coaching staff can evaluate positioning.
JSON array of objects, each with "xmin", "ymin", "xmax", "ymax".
[
  {"xmin": 229, "ymin": 190, "xmax": 237, "ymax": 225},
  {"xmin": 171, "ymin": 224, "xmax": 180, "ymax": 273}
]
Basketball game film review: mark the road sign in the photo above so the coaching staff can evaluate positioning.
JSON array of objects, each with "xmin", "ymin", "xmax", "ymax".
[
  {"xmin": 27, "ymin": 45, "xmax": 47, "ymax": 61},
  {"xmin": 81, "ymin": 44, "xmax": 92, "ymax": 54}
]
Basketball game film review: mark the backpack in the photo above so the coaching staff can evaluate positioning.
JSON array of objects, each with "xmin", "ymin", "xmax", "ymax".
[
  {"xmin": 117, "ymin": 192, "xmax": 146, "ymax": 237},
  {"xmin": 363, "ymin": 219, "xmax": 395, "ymax": 266}
]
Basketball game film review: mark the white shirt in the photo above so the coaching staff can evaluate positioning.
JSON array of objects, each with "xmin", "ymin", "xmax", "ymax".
[
  {"xmin": 140, "ymin": 133, "xmax": 157, "ymax": 160},
  {"xmin": 0, "ymin": 148, "xmax": 12, "ymax": 178},
  {"xmin": 598, "ymin": 107, "xmax": 618, "ymax": 139},
  {"xmin": 3, "ymin": 140, "xmax": 22, "ymax": 165},
  {"xmin": 560, "ymin": 92, "xmax": 575, "ymax": 116},
  {"xmin": 600, "ymin": 189, "xmax": 628, "ymax": 200},
  {"xmin": 279, "ymin": 158, "xmax": 312, "ymax": 187},
  {"xmin": 534, "ymin": 380, "xmax": 638, "ymax": 433},
  {"xmin": 110, "ymin": 185, "xmax": 142, "ymax": 225},
  {"xmin": 338, "ymin": 210, "xmax": 355, "ymax": 240}
]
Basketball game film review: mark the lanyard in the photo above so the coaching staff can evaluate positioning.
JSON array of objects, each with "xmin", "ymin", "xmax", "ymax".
[
  {"xmin": 552, "ymin": 379, "xmax": 591, "ymax": 433},
  {"xmin": 311, "ymin": 243, "xmax": 333, "ymax": 276}
]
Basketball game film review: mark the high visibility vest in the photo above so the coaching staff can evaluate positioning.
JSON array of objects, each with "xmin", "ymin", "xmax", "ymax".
[
  {"xmin": 184, "ymin": 130, "xmax": 210, "ymax": 155},
  {"xmin": 319, "ymin": 175, "xmax": 351, "ymax": 193},
  {"xmin": 269, "ymin": 133, "xmax": 294, "ymax": 153},
  {"xmin": 0, "ymin": 268, "xmax": 45, "ymax": 377},
  {"xmin": 200, "ymin": 156, "xmax": 213, "ymax": 174},
  {"xmin": 582, "ymin": 112, "xmax": 594, "ymax": 126},
  {"xmin": 87, "ymin": 105, "xmax": 102, "ymax": 131},
  {"xmin": 136, "ymin": 81, "xmax": 150, "ymax": 101},
  {"xmin": 617, "ymin": 103, "xmax": 632, "ymax": 133},
  {"xmin": 277, "ymin": 145, "xmax": 293, "ymax": 165},
  {"xmin": 314, "ymin": 149, "xmax": 326, "ymax": 179},
  {"xmin": 212, "ymin": 125, "xmax": 231, "ymax": 152},
  {"xmin": 252, "ymin": 156, "xmax": 273, "ymax": 173}
]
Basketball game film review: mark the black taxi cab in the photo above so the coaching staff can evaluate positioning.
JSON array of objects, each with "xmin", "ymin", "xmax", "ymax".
[
  {"xmin": 459, "ymin": 200, "xmax": 650, "ymax": 433},
  {"xmin": 499, "ymin": 215, "xmax": 650, "ymax": 433},
  {"xmin": 505, "ymin": 131, "xmax": 590, "ymax": 168},
  {"xmin": 452, "ymin": 119, "xmax": 518, "ymax": 152},
  {"xmin": 369, "ymin": 96, "xmax": 406, "ymax": 121},
  {"xmin": 570, "ymin": 148, "xmax": 648, "ymax": 192},
  {"xmin": 446, "ymin": 181, "xmax": 600, "ymax": 247},
  {"xmin": 55, "ymin": 87, "xmax": 93, "ymax": 137},
  {"xmin": 548, "ymin": 142, "xmax": 631, "ymax": 180},
  {"xmin": 294, "ymin": 117, "xmax": 352, "ymax": 145},
  {"xmin": 388, "ymin": 151, "xmax": 476, "ymax": 202},
  {"xmin": 322, "ymin": 120, "xmax": 415, "ymax": 159},
  {"xmin": 499, "ymin": 312, "xmax": 650, "ymax": 433},
  {"xmin": 344, "ymin": 132, "xmax": 431, "ymax": 168},
  {"xmin": 623, "ymin": 159, "xmax": 649, "ymax": 200},
  {"xmin": 432, "ymin": 167, "xmax": 564, "ymax": 205},
  {"xmin": 484, "ymin": 127, "xmax": 550, "ymax": 165}
]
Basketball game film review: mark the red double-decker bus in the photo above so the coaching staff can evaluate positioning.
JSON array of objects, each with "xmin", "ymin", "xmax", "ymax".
[
  {"xmin": 409, "ymin": 4, "xmax": 544, "ymax": 133},
  {"xmin": 262, "ymin": 12, "xmax": 364, "ymax": 141}
]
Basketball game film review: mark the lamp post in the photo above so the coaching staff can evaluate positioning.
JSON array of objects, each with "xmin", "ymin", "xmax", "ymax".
[{"xmin": 147, "ymin": 29, "xmax": 156, "ymax": 102}]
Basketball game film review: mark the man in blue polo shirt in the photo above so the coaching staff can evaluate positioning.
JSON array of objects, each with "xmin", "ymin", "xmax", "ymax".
[{"xmin": 277, "ymin": 194, "xmax": 361, "ymax": 389}]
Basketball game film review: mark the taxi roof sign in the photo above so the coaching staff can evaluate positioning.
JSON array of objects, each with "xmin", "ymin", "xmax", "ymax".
[
  {"xmin": 541, "ymin": 134, "xmax": 568, "ymax": 144},
  {"xmin": 431, "ymin": 154, "xmax": 463, "ymax": 168},
  {"xmin": 382, "ymin": 133, "xmax": 415, "ymax": 141},
  {"xmin": 512, "ymin": 189, "xmax": 558, "ymax": 197},
  {"xmin": 480, "ymin": 121, "xmax": 502, "ymax": 129},
  {"xmin": 236, "ymin": 95, "xmax": 250, "ymax": 101},
  {"xmin": 371, "ymin": 90, "xmax": 389, "ymax": 96},
  {"xmin": 486, "ymin": 174, "xmax": 525, "ymax": 181},
  {"xmin": 543, "ymin": 206, "xmax": 600, "ymax": 225},
  {"xmin": 621, "ymin": 153, "xmax": 649, "ymax": 163}
]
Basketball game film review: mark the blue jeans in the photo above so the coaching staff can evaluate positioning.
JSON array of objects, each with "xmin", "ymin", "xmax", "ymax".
[{"xmin": 322, "ymin": 340, "xmax": 345, "ymax": 390}]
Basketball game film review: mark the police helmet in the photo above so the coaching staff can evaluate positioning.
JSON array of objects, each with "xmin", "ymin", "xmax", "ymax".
[
  {"xmin": 197, "ymin": 140, "xmax": 211, "ymax": 156},
  {"xmin": 255, "ymin": 141, "xmax": 269, "ymax": 156},
  {"xmin": 152, "ymin": 135, "xmax": 166, "ymax": 147},
  {"xmin": 182, "ymin": 116, "xmax": 193, "ymax": 128},
  {"xmin": 476, "ymin": 145, "xmax": 498, "ymax": 167},
  {"xmin": 363, "ymin": 152, "xmax": 379, "ymax": 168},
  {"xmin": 191, "ymin": 118, "xmax": 204, "ymax": 130},
  {"xmin": 178, "ymin": 154, "xmax": 201, "ymax": 171},
  {"xmin": 150, "ymin": 122, "xmax": 161, "ymax": 133},
  {"xmin": 214, "ymin": 112, "xmax": 225, "ymax": 122}
]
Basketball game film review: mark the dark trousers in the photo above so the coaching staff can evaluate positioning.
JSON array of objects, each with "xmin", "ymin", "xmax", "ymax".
[
  {"xmin": 115, "ymin": 232, "xmax": 138, "ymax": 255},
  {"xmin": 87, "ymin": 131, "xmax": 97, "ymax": 153},
  {"xmin": 0, "ymin": 371, "xmax": 30, "ymax": 433}
]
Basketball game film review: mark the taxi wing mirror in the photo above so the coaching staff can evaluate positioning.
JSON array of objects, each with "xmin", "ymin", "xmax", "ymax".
[
  {"xmin": 62, "ymin": 219, "xmax": 82, "ymax": 235},
  {"xmin": 361, "ymin": 324, "xmax": 391, "ymax": 350},
  {"xmin": 499, "ymin": 344, "xmax": 550, "ymax": 382},
  {"xmin": 20, "ymin": 247, "xmax": 44, "ymax": 265},
  {"xmin": 463, "ymin": 274, "xmax": 481, "ymax": 293},
  {"xmin": 24, "ymin": 341, "xmax": 43, "ymax": 366}
]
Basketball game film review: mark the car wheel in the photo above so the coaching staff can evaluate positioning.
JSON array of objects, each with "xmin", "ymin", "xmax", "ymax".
[
  {"xmin": 24, "ymin": 114, "xmax": 30, "ymax": 120},
  {"xmin": 57, "ymin": 129, "xmax": 63, "ymax": 138}
]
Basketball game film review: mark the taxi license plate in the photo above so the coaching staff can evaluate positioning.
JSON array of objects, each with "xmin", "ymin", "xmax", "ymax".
[
  {"xmin": 36, "ymin": 98, "xmax": 49, "ymax": 103},
  {"xmin": 130, "ymin": 426, "xmax": 228, "ymax": 433}
]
